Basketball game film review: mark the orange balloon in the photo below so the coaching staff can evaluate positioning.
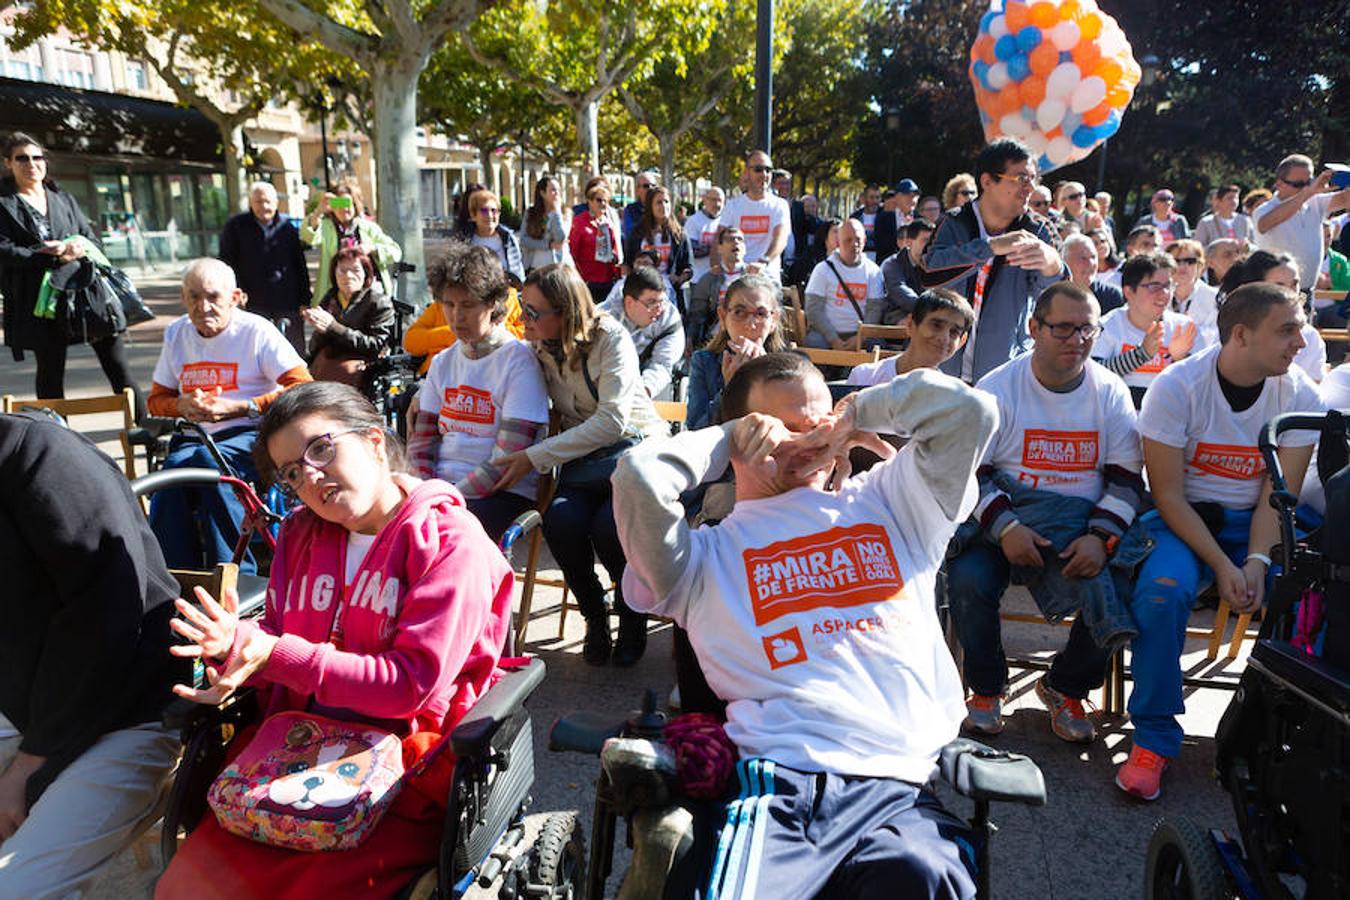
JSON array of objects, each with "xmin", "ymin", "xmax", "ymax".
[
  {"xmin": 1004, "ymin": 1, "xmax": 1031, "ymax": 32},
  {"xmin": 996, "ymin": 86, "xmax": 1023, "ymax": 117},
  {"xmin": 1029, "ymin": 2, "xmax": 1058, "ymax": 28},
  {"xmin": 1020, "ymin": 74, "xmax": 1047, "ymax": 108},
  {"xmin": 1079, "ymin": 11, "xmax": 1102, "ymax": 39},
  {"xmin": 1029, "ymin": 42, "xmax": 1060, "ymax": 75},
  {"xmin": 1071, "ymin": 41, "xmax": 1102, "ymax": 71},
  {"xmin": 1105, "ymin": 84, "xmax": 1131, "ymax": 107},
  {"xmin": 1045, "ymin": 127, "xmax": 1064, "ymax": 141},
  {"xmin": 1058, "ymin": 0, "xmax": 1085, "ymax": 22},
  {"xmin": 1094, "ymin": 58, "xmax": 1123, "ymax": 84},
  {"xmin": 972, "ymin": 34, "xmax": 994, "ymax": 64},
  {"xmin": 1082, "ymin": 101, "xmax": 1112, "ymax": 126},
  {"xmin": 1122, "ymin": 58, "xmax": 1142, "ymax": 85},
  {"xmin": 974, "ymin": 86, "xmax": 994, "ymax": 113}
]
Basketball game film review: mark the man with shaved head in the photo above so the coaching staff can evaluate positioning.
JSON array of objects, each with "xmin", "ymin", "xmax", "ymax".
[
  {"xmin": 146, "ymin": 258, "xmax": 311, "ymax": 571},
  {"xmin": 686, "ymin": 186, "xmax": 725, "ymax": 283}
]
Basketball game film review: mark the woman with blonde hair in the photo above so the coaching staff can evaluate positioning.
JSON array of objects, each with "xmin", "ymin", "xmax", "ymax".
[
  {"xmin": 457, "ymin": 188, "xmax": 525, "ymax": 286},
  {"xmin": 301, "ymin": 176, "xmax": 403, "ymax": 301},
  {"xmin": 942, "ymin": 173, "xmax": 977, "ymax": 213},
  {"xmin": 492, "ymin": 264, "xmax": 662, "ymax": 666}
]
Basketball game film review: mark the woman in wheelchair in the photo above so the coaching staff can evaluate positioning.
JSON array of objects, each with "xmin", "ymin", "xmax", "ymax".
[
  {"xmin": 155, "ymin": 381, "xmax": 513, "ymax": 899},
  {"xmin": 303, "ymin": 246, "xmax": 395, "ymax": 388}
]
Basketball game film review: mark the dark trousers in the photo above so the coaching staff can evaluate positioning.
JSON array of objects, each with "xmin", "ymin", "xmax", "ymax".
[
  {"xmin": 540, "ymin": 481, "xmax": 640, "ymax": 623},
  {"xmin": 945, "ymin": 540, "xmax": 1112, "ymax": 699},
  {"xmin": 32, "ymin": 330, "xmax": 144, "ymax": 422},
  {"xmin": 586, "ymin": 281, "xmax": 613, "ymax": 308},
  {"xmin": 467, "ymin": 491, "xmax": 535, "ymax": 546}
]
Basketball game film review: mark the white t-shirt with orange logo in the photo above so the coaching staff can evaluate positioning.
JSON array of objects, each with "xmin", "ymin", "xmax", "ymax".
[
  {"xmin": 804, "ymin": 252, "xmax": 885, "ymax": 335},
  {"xmin": 152, "ymin": 310, "xmax": 305, "ymax": 434},
  {"xmin": 416, "ymin": 338, "xmax": 549, "ymax": 500},
  {"xmin": 975, "ymin": 355, "xmax": 1140, "ymax": 502},
  {"xmin": 1093, "ymin": 307, "xmax": 1211, "ymax": 389},
  {"xmin": 721, "ymin": 192, "xmax": 789, "ymax": 280},
  {"xmin": 1138, "ymin": 344, "xmax": 1324, "ymax": 510}
]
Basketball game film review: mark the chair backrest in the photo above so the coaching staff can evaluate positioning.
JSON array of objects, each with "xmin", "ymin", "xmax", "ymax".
[
  {"xmin": 781, "ymin": 285, "xmax": 808, "ymax": 344},
  {"xmin": 1318, "ymin": 328, "xmax": 1348, "ymax": 343},
  {"xmin": 854, "ymin": 323, "xmax": 909, "ymax": 350},
  {"xmin": 798, "ymin": 346, "xmax": 894, "ymax": 369},
  {"xmin": 170, "ymin": 562, "xmax": 240, "ymax": 605},
  {"xmin": 2, "ymin": 388, "xmax": 138, "ymax": 479}
]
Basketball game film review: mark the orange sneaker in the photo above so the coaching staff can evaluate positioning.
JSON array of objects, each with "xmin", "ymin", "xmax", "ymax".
[
  {"xmin": 962, "ymin": 693, "xmax": 1005, "ymax": 736},
  {"xmin": 1115, "ymin": 745, "xmax": 1169, "ymax": 800}
]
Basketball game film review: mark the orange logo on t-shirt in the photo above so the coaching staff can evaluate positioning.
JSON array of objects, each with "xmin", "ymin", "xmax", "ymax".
[
  {"xmin": 642, "ymin": 239, "xmax": 671, "ymax": 266},
  {"xmin": 439, "ymin": 385, "xmax": 496, "ymax": 426},
  {"xmin": 1190, "ymin": 443, "xmax": 1264, "ymax": 480},
  {"xmin": 740, "ymin": 214, "xmax": 770, "ymax": 235},
  {"xmin": 743, "ymin": 524, "xmax": 905, "ymax": 627},
  {"xmin": 1120, "ymin": 343, "xmax": 1166, "ymax": 374},
  {"xmin": 179, "ymin": 362, "xmax": 239, "ymax": 392},
  {"xmin": 761, "ymin": 626, "xmax": 807, "ymax": 670},
  {"xmin": 1022, "ymin": 429, "xmax": 1099, "ymax": 471},
  {"xmin": 833, "ymin": 282, "xmax": 866, "ymax": 305}
]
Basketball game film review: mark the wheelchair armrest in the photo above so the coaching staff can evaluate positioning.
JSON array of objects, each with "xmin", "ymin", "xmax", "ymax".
[
  {"xmin": 549, "ymin": 711, "xmax": 626, "ymax": 755},
  {"xmin": 450, "ymin": 657, "xmax": 546, "ymax": 758},
  {"xmin": 131, "ymin": 467, "xmax": 222, "ymax": 498},
  {"xmin": 499, "ymin": 510, "xmax": 542, "ymax": 555},
  {"xmin": 235, "ymin": 573, "xmax": 269, "ymax": 620},
  {"xmin": 938, "ymin": 737, "xmax": 1046, "ymax": 807},
  {"xmin": 161, "ymin": 685, "xmax": 259, "ymax": 733}
]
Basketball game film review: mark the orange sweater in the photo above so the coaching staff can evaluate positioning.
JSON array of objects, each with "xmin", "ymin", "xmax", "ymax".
[{"xmin": 403, "ymin": 290, "xmax": 526, "ymax": 374}]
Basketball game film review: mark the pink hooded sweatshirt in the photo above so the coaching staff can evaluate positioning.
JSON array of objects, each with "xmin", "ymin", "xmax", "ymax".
[{"xmin": 234, "ymin": 477, "xmax": 513, "ymax": 734}]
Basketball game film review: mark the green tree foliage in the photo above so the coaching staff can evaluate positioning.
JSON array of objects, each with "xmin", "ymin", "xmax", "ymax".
[{"xmin": 10, "ymin": 0, "xmax": 339, "ymax": 211}]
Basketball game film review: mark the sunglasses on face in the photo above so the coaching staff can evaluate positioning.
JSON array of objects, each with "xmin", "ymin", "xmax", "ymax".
[
  {"xmin": 749, "ymin": 165, "xmax": 772, "ymax": 174},
  {"xmin": 1172, "ymin": 257, "xmax": 1201, "ymax": 266},
  {"xmin": 274, "ymin": 429, "xmax": 367, "ymax": 493},
  {"xmin": 1280, "ymin": 178, "xmax": 1312, "ymax": 189},
  {"xmin": 1030, "ymin": 199, "xmax": 1049, "ymax": 208},
  {"xmin": 521, "ymin": 303, "xmax": 556, "ymax": 322},
  {"xmin": 12, "ymin": 154, "xmax": 45, "ymax": 164},
  {"xmin": 959, "ymin": 189, "xmax": 976, "ymax": 197},
  {"xmin": 1064, "ymin": 192, "xmax": 1085, "ymax": 201}
]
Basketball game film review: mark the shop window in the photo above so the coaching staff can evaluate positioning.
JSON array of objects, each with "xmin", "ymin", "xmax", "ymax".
[{"xmin": 125, "ymin": 60, "xmax": 147, "ymax": 91}]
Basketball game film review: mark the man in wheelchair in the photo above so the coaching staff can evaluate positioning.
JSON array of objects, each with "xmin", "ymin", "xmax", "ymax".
[
  {"xmin": 145, "ymin": 258, "xmax": 311, "ymax": 572},
  {"xmin": 612, "ymin": 352, "xmax": 999, "ymax": 898},
  {"xmin": 0, "ymin": 412, "xmax": 187, "ymax": 897}
]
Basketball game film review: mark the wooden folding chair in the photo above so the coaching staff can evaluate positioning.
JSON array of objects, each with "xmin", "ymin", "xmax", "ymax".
[
  {"xmin": 782, "ymin": 285, "xmax": 808, "ymax": 344},
  {"xmin": 798, "ymin": 345, "xmax": 889, "ymax": 369},
  {"xmin": 853, "ymin": 323, "xmax": 909, "ymax": 350},
  {"xmin": 3, "ymin": 388, "xmax": 138, "ymax": 479}
]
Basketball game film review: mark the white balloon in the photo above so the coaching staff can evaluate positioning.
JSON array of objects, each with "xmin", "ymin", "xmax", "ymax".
[
  {"xmin": 1070, "ymin": 76, "xmax": 1107, "ymax": 114},
  {"xmin": 988, "ymin": 62, "xmax": 1011, "ymax": 90},
  {"xmin": 1023, "ymin": 132, "xmax": 1049, "ymax": 156},
  {"xmin": 1099, "ymin": 28, "xmax": 1128, "ymax": 57},
  {"xmin": 1036, "ymin": 98, "xmax": 1067, "ymax": 133},
  {"xmin": 988, "ymin": 14, "xmax": 1009, "ymax": 40},
  {"xmin": 1048, "ymin": 20, "xmax": 1081, "ymax": 52},
  {"xmin": 1046, "ymin": 62, "xmax": 1082, "ymax": 100},
  {"xmin": 999, "ymin": 112, "xmax": 1032, "ymax": 137},
  {"xmin": 1047, "ymin": 136, "xmax": 1075, "ymax": 165}
]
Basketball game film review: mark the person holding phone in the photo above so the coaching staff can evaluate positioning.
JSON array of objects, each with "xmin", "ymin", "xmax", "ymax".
[
  {"xmin": 1253, "ymin": 153, "xmax": 1350, "ymax": 293},
  {"xmin": 301, "ymin": 178, "xmax": 403, "ymax": 303}
]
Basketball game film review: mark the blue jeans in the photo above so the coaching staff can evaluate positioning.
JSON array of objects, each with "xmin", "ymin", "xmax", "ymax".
[
  {"xmin": 148, "ymin": 429, "xmax": 259, "ymax": 573},
  {"xmin": 1127, "ymin": 507, "xmax": 1253, "ymax": 758},
  {"xmin": 540, "ymin": 481, "xmax": 639, "ymax": 623},
  {"xmin": 946, "ymin": 540, "xmax": 1114, "ymax": 699}
]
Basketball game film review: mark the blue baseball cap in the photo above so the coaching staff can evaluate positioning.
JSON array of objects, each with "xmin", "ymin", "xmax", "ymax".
[{"xmin": 895, "ymin": 178, "xmax": 920, "ymax": 194}]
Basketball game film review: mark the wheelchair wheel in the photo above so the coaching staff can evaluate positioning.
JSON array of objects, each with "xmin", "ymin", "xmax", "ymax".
[
  {"xmin": 1144, "ymin": 817, "xmax": 1230, "ymax": 900},
  {"xmin": 530, "ymin": 811, "xmax": 585, "ymax": 899}
]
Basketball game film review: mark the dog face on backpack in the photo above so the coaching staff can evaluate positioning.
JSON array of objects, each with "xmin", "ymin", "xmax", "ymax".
[{"xmin": 260, "ymin": 720, "xmax": 378, "ymax": 814}]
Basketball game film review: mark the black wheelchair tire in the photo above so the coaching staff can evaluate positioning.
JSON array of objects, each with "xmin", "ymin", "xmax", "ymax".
[
  {"xmin": 531, "ymin": 811, "xmax": 585, "ymax": 899},
  {"xmin": 1143, "ymin": 816, "xmax": 1230, "ymax": 900}
]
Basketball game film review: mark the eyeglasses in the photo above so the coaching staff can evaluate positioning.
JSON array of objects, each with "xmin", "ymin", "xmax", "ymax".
[
  {"xmin": 12, "ymin": 154, "xmax": 45, "ymax": 164},
  {"xmin": 1280, "ymin": 177, "xmax": 1312, "ymax": 189},
  {"xmin": 521, "ymin": 303, "xmax": 556, "ymax": 322},
  {"xmin": 1064, "ymin": 192, "xmax": 1085, "ymax": 201},
  {"xmin": 1138, "ymin": 280, "xmax": 1175, "ymax": 293},
  {"xmin": 749, "ymin": 165, "xmax": 773, "ymax": 174},
  {"xmin": 274, "ymin": 429, "xmax": 368, "ymax": 493},
  {"xmin": 726, "ymin": 305, "xmax": 776, "ymax": 323},
  {"xmin": 1155, "ymin": 195, "xmax": 1175, "ymax": 203},
  {"xmin": 994, "ymin": 172, "xmax": 1039, "ymax": 187},
  {"xmin": 1036, "ymin": 319, "xmax": 1101, "ymax": 341},
  {"xmin": 588, "ymin": 195, "xmax": 610, "ymax": 204},
  {"xmin": 1172, "ymin": 257, "xmax": 1201, "ymax": 266},
  {"xmin": 959, "ymin": 189, "xmax": 976, "ymax": 197},
  {"xmin": 630, "ymin": 294, "xmax": 664, "ymax": 311},
  {"xmin": 477, "ymin": 207, "xmax": 500, "ymax": 215}
]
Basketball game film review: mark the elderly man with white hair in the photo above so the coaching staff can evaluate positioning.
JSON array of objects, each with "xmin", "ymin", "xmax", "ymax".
[
  {"xmin": 1062, "ymin": 232, "xmax": 1125, "ymax": 314},
  {"xmin": 219, "ymin": 181, "xmax": 311, "ymax": 352},
  {"xmin": 685, "ymin": 186, "xmax": 725, "ymax": 282},
  {"xmin": 146, "ymin": 258, "xmax": 311, "ymax": 572}
]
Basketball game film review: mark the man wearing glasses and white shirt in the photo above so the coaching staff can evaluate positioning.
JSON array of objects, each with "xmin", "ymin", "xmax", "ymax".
[
  {"xmin": 600, "ymin": 266, "xmax": 685, "ymax": 399},
  {"xmin": 720, "ymin": 150, "xmax": 791, "ymax": 282},
  {"xmin": 1255, "ymin": 153, "xmax": 1350, "ymax": 294}
]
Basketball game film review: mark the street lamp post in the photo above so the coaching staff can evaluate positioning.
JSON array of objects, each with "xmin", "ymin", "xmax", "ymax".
[
  {"xmin": 753, "ymin": 0, "xmax": 774, "ymax": 153},
  {"xmin": 884, "ymin": 107, "xmax": 902, "ymax": 186}
]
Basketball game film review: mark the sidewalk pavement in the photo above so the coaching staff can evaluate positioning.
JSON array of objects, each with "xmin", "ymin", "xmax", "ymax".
[{"xmin": 4, "ymin": 254, "xmax": 1243, "ymax": 899}]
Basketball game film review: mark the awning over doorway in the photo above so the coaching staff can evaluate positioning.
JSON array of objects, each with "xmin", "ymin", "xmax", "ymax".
[{"xmin": 0, "ymin": 76, "xmax": 223, "ymax": 166}]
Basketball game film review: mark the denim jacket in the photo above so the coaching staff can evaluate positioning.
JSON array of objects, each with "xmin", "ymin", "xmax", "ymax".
[{"xmin": 951, "ymin": 471, "xmax": 1152, "ymax": 650}]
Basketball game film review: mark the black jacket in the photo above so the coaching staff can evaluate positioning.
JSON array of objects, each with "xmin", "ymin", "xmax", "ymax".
[
  {"xmin": 308, "ymin": 285, "xmax": 396, "ymax": 361},
  {"xmin": 0, "ymin": 180, "xmax": 99, "ymax": 353},
  {"xmin": 0, "ymin": 413, "xmax": 187, "ymax": 807},
  {"xmin": 218, "ymin": 211, "xmax": 311, "ymax": 317}
]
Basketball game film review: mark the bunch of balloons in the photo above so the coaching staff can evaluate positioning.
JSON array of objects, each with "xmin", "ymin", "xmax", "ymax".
[{"xmin": 968, "ymin": 0, "xmax": 1140, "ymax": 172}]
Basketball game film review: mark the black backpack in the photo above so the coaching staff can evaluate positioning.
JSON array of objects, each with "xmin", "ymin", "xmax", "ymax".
[{"xmin": 49, "ymin": 257, "xmax": 126, "ymax": 345}]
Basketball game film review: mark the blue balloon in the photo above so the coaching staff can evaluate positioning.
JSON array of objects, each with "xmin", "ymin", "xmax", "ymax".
[
  {"xmin": 1016, "ymin": 27, "xmax": 1041, "ymax": 54},
  {"xmin": 980, "ymin": 10, "xmax": 999, "ymax": 34},
  {"xmin": 973, "ymin": 59, "xmax": 989, "ymax": 80},
  {"xmin": 1007, "ymin": 53, "xmax": 1031, "ymax": 82},
  {"xmin": 1061, "ymin": 111, "xmax": 1083, "ymax": 134},
  {"xmin": 978, "ymin": 64, "xmax": 996, "ymax": 92},
  {"xmin": 994, "ymin": 34, "xmax": 1019, "ymax": 62},
  {"xmin": 1037, "ymin": 154, "xmax": 1054, "ymax": 172},
  {"xmin": 1072, "ymin": 126, "xmax": 1098, "ymax": 148},
  {"xmin": 1059, "ymin": 51, "xmax": 1073, "ymax": 64}
]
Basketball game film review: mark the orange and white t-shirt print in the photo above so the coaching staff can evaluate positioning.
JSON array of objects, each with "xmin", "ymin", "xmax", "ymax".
[
  {"xmin": 179, "ymin": 361, "xmax": 239, "ymax": 392},
  {"xmin": 1096, "ymin": 307, "xmax": 1206, "ymax": 389},
  {"xmin": 742, "ymin": 523, "xmax": 906, "ymax": 627},
  {"xmin": 739, "ymin": 215, "xmax": 770, "ymax": 236},
  {"xmin": 1017, "ymin": 429, "xmax": 1100, "ymax": 489},
  {"xmin": 437, "ymin": 384, "xmax": 497, "ymax": 431},
  {"xmin": 1188, "ymin": 443, "xmax": 1264, "ymax": 481}
]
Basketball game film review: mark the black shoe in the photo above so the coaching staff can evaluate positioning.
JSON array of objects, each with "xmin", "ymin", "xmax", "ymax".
[
  {"xmin": 583, "ymin": 615, "xmax": 612, "ymax": 666},
  {"xmin": 612, "ymin": 615, "xmax": 649, "ymax": 668}
]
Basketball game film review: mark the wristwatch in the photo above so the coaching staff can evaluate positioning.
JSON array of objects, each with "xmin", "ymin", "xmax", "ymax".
[
  {"xmin": 1087, "ymin": 526, "xmax": 1119, "ymax": 556},
  {"xmin": 246, "ymin": 399, "xmax": 261, "ymax": 417}
]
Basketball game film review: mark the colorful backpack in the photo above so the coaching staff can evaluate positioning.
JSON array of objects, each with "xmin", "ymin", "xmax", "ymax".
[{"xmin": 207, "ymin": 711, "xmax": 405, "ymax": 851}]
